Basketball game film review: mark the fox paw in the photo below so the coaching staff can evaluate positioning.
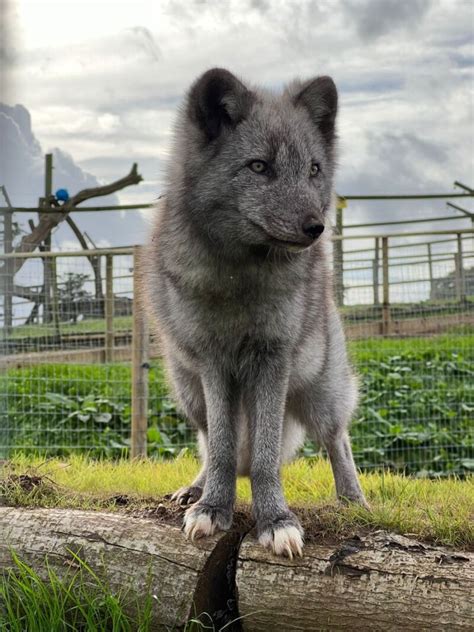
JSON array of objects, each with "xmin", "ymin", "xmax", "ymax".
[
  {"xmin": 258, "ymin": 515, "xmax": 304, "ymax": 559},
  {"xmin": 183, "ymin": 502, "xmax": 232, "ymax": 541},
  {"xmin": 170, "ymin": 485, "xmax": 203, "ymax": 506}
]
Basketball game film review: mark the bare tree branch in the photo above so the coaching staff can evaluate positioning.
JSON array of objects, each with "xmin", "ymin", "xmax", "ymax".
[
  {"xmin": 12, "ymin": 164, "xmax": 142, "ymax": 275},
  {"xmin": 66, "ymin": 216, "xmax": 104, "ymax": 300},
  {"xmin": 13, "ymin": 284, "xmax": 43, "ymax": 302}
]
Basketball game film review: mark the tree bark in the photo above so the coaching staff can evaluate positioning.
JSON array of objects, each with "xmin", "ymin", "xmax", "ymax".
[
  {"xmin": 237, "ymin": 531, "xmax": 474, "ymax": 631},
  {"xmin": 0, "ymin": 508, "xmax": 472, "ymax": 631}
]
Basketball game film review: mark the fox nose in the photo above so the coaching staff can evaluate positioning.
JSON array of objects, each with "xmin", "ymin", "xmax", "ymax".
[{"xmin": 302, "ymin": 217, "xmax": 325, "ymax": 241}]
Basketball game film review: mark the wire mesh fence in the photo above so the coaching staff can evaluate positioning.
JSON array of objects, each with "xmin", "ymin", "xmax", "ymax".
[{"xmin": 1, "ymin": 228, "xmax": 473, "ymax": 475}]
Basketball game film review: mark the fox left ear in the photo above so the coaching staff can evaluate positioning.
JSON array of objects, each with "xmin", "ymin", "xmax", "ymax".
[
  {"xmin": 187, "ymin": 68, "xmax": 254, "ymax": 143},
  {"xmin": 294, "ymin": 76, "xmax": 338, "ymax": 143}
]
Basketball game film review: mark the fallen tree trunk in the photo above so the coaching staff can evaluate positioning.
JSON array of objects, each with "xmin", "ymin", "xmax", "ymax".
[
  {"xmin": 237, "ymin": 531, "xmax": 474, "ymax": 631},
  {"xmin": 0, "ymin": 507, "xmax": 240, "ymax": 631},
  {"xmin": 0, "ymin": 507, "xmax": 472, "ymax": 631}
]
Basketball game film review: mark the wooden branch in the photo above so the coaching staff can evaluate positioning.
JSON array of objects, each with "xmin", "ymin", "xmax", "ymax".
[
  {"xmin": 12, "ymin": 284, "xmax": 43, "ymax": 302},
  {"xmin": 66, "ymin": 216, "xmax": 104, "ymax": 299},
  {"xmin": 65, "ymin": 163, "xmax": 142, "ymax": 208},
  {"xmin": 66, "ymin": 216, "xmax": 89, "ymax": 250},
  {"xmin": 11, "ymin": 164, "xmax": 143, "ymax": 275},
  {"xmin": 0, "ymin": 507, "xmax": 472, "ymax": 631}
]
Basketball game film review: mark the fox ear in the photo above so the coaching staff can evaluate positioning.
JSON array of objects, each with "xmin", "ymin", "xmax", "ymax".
[
  {"xmin": 187, "ymin": 68, "xmax": 254, "ymax": 142},
  {"xmin": 294, "ymin": 76, "xmax": 338, "ymax": 143}
]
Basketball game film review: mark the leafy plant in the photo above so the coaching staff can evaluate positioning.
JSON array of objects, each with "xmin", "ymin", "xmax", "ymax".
[{"xmin": 1, "ymin": 334, "xmax": 473, "ymax": 474}]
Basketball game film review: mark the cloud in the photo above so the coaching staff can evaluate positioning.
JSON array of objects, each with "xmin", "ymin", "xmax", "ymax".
[
  {"xmin": 343, "ymin": 0, "xmax": 432, "ymax": 41},
  {"xmin": 4, "ymin": 0, "xmax": 472, "ymax": 253}
]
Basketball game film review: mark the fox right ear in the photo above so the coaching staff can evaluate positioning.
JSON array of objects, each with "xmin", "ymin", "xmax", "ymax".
[
  {"xmin": 187, "ymin": 68, "xmax": 253, "ymax": 142},
  {"xmin": 294, "ymin": 76, "xmax": 338, "ymax": 144}
]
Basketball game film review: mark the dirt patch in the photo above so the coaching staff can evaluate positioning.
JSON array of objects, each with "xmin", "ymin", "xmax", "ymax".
[
  {"xmin": 127, "ymin": 499, "xmax": 369, "ymax": 546},
  {"xmin": 0, "ymin": 473, "xmax": 59, "ymax": 499}
]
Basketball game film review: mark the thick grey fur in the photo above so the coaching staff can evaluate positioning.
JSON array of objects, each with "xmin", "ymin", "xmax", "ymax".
[{"xmin": 145, "ymin": 68, "xmax": 366, "ymax": 552}]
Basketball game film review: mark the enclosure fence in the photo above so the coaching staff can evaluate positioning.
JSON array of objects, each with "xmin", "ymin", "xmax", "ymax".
[{"xmin": 1, "ymin": 228, "xmax": 473, "ymax": 475}]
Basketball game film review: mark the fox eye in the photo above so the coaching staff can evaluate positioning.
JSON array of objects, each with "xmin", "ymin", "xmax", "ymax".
[
  {"xmin": 249, "ymin": 160, "xmax": 268, "ymax": 174},
  {"xmin": 310, "ymin": 162, "xmax": 320, "ymax": 177}
]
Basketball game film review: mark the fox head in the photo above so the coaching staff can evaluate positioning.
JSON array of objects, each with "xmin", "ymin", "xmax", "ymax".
[{"xmin": 168, "ymin": 68, "xmax": 338, "ymax": 256}]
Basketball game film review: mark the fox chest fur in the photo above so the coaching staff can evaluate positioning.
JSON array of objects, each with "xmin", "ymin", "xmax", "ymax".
[{"xmin": 151, "ymin": 203, "xmax": 329, "ymax": 377}]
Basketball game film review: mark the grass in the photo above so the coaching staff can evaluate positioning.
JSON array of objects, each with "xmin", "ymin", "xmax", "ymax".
[
  {"xmin": 6, "ymin": 316, "xmax": 133, "ymax": 340},
  {"xmin": 2, "ymin": 455, "xmax": 473, "ymax": 549},
  {"xmin": 0, "ymin": 550, "xmax": 229, "ymax": 631}
]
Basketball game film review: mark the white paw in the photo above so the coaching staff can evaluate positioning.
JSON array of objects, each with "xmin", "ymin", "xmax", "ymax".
[
  {"xmin": 182, "ymin": 503, "xmax": 231, "ymax": 541},
  {"xmin": 183, "ymin": 508, "xmax": 215, "ymax": 541},
  {"xmin": 259, "ymin": 524, "xmax": 304, "ymax": 559}
]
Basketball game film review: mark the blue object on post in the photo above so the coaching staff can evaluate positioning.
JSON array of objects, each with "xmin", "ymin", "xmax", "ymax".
[{"xmin": 55, "ymin": 188, "xmax": 70, "ymax": 202}]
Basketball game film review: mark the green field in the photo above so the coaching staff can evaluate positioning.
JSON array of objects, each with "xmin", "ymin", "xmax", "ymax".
[{"xmin": 1, "ymin": 334, "xmax": 473, "ymax": 475}]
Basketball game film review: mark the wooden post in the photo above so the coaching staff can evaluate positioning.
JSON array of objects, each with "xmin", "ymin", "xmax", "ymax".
[
  {"xmin": 50, "ymin": 255, "xmax": 61, "ymax": 340},
  {"xmin": 372, "ymin": 237, "xmax": 380, "ymax": 306},
  {"xmin": 105, "ymin": 254, "xmax": 114, "ymax": 363},
  {"xmin": 334, "ymin": 198, "xmax": 345, "ymax": 306},
  {"xmin": 131, "ymin": 246, "xmax": 149, "ymax": 459},
  {"xmin": 1, "ymin": 186, "xmax": 14, "ymax": 334},
  {"xmin": 382, "ymin": 236, "xmax": 390, "ymax": 335},
  {"xmin": 455, "ymin": 233, "xmax": 465, "ymax": 302},
  {"xmin": 427, "ymin": 242, "xmax": 434, "ymax": 300},
  {"xmin": 42, "ymin": 153, "xmax": 53, "ymax": 324}
]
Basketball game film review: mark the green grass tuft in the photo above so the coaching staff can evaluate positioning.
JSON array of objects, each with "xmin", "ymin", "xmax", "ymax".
[{"xmin": 0, "ymin": 547, "xmax": 238, "ymax": 631}]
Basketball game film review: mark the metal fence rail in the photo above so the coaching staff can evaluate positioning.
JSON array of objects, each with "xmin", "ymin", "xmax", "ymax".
[{"xmin": 1, "ymin": 229, "xmax": 473, "ymax": 475}]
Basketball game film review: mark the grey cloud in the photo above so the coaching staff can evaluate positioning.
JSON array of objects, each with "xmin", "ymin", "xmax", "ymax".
[
  {"xmin": 0, "ymin": 0, "xmax": 19, "ymax": 65},
  {"xmin": 249, "ymin": 0, "xmax": 270, "ymax": 12},
  {"xmin": 344, "ymin": 0, "xmax": 432, "ymax": 41},
  {"xmin": 336, "ymin": 129, "xmax": 468, "ymax": 236}
]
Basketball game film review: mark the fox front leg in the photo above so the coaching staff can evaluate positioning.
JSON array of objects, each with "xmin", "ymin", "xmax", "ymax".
[
  {"xmin": 182, "ymin": 370, "xmax": 238, "ymax": 540},
  {"xmin": 246, "ymin": 350, "xmax": 304, "ymax": 558}
]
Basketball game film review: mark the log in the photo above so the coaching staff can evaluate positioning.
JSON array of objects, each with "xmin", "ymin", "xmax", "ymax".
[
  {"xmin": 237, "ymin": 531, "xmax": 474, "ymax": 631},
  {"xmin": 0, "ymin": 507, "xmax": 241, "ymax": 631},
  {"xmin": 0, "ymin": 507, "xmax": 472, "ymax": 631}
]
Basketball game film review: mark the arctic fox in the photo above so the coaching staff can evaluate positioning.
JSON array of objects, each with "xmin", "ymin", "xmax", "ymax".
[{"xmin": 145, "ymin": 68, "xmax": 367, "ymax": 557}]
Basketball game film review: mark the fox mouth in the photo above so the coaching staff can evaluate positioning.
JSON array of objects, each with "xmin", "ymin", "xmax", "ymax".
[
  {"xmin": 247, "ymin": 219, "xmax": 313, "ymax": 251},
  {"xmin": 267, "ymin": 237, "xmax": 311, "ymax": 252}
]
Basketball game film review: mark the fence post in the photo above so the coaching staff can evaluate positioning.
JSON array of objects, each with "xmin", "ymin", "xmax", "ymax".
[
  {"xmin": 42, "ymin": 153, "xmax": 54, "ymax": 324},
  {"xmin": 1, "ymin": 186, "xmax": 14, "ymax": 335},
  {"xmin": 50, "ymin": 255, "xmax": 61, "ymax": 340},
  {"xmin": 382, "ymin": 236, "xmax": 390, "ymax": 335},
  {"xmin": 105, "ymin": 254, "xmax": 114, "ymax": 362},
  {"xmin": 427, "ymin": 243, "xmax": 434, "ymax": 300},
  {"xmin": 334, "ymin": 198, "xmax": 344, "ymax": 306},
  {"xmin": 372, "ymin": 237, "xmax": 380, "ymax": 306},
  {"xmin": 131, "ymin": 246, "xmax": 149, "ymax": 459},
  {"xmin": 455, "ymin": 233, "xmax": 465, "ymax": 302}
]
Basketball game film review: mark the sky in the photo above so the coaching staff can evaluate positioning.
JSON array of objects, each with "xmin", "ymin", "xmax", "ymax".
[{"xmin": 1, "ymin": 0, "xmax": 473, "ymax": 255}]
